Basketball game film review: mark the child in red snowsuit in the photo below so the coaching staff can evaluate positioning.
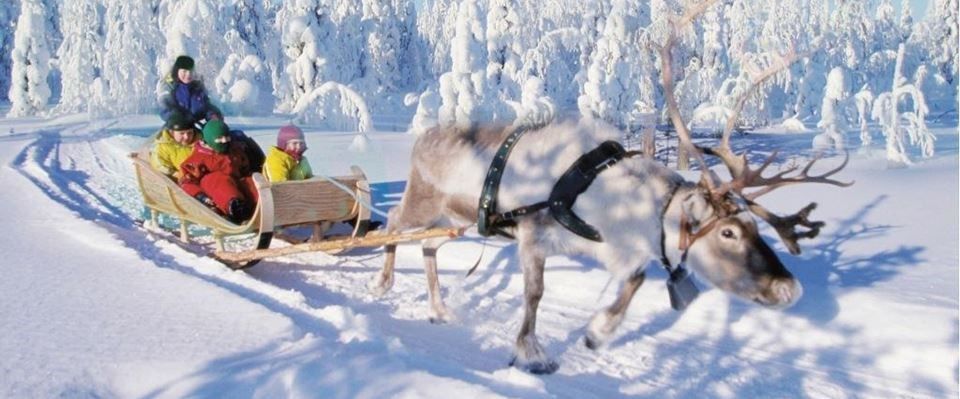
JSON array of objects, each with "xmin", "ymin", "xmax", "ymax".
[{"xmin": 178, "ymin": 120, "xmax": 258, "ymax": 223}]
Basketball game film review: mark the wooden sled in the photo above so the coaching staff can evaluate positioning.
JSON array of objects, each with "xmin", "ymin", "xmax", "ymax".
[{"xmin": 130, "ymin": 148, "xmax": 373, "ymax": 269}]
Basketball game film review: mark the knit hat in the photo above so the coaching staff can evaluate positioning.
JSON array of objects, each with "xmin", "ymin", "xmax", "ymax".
[
  {"xmin": 277, "ymin": 125, "xmax": 306, "ymax": 150},
  {"xmin": 165, "ymin": 111, "xmax": 193, "ymax": 131},
  {"xmin": 202, "ymin": 120, "xmax": 230, "ymax": 153},
  {"xmin": 173, "ymin": 55, "xmax": 195, "ymax": 72}
]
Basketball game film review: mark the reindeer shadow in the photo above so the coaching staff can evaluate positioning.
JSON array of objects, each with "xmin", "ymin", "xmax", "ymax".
[{"xmin": 785, "ymin": 194, "xmax": 923, "ymax": 324}]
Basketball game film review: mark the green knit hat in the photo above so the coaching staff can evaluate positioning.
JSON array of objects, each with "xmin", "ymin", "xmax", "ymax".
[{"xmin": 202, "ymin": 120, "xmax": 229, "ymax": 153}]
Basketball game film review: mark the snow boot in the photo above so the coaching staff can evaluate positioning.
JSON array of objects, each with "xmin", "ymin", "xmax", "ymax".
[{"xmin": 227, "ymin": 198, "xmax": 250, "ymax": 223}]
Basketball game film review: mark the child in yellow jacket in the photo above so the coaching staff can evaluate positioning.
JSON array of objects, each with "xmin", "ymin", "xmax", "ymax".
[
  {"xmin": 150, "ymin": 111, "xmax": 199, "ymax": 180},
  {"xmin": 264, "ymin": 125, "xmax": 313, "ymax": 182}
]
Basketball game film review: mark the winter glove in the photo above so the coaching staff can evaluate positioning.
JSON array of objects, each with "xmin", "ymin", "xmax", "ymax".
[{"xmin": 195, "ymin": 193, "xmax": 216, "ymax": 208}]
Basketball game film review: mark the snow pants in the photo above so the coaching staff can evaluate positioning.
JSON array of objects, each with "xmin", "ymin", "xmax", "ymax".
[{"xmin": 196, "ymin": 172, "xmax": 259, "ymax": 215}]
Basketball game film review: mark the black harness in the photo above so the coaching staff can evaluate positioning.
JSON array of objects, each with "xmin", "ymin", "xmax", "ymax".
[
  {"xmin": 476, "ymin": 127, "xmax": 700, "ymax": 311},
  {"xmin": 477, "ymin": 126, "xmax": 636, "ymax": 241}
]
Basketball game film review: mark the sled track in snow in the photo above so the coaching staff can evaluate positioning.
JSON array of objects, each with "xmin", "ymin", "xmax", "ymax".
[{"xmin": 9, "ymin": 126, "xmax": 947, "ymax": 398}]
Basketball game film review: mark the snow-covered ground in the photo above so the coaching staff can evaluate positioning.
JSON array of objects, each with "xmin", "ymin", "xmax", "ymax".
[{"xmin": 0, "ymin": 113, "xmax": 956, "ymax": 398}]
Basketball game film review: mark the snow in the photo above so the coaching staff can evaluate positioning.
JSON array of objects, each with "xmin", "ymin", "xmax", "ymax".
[{"xmin": 0, "ymin": 110, "xmax": 956, "ymax": 398}]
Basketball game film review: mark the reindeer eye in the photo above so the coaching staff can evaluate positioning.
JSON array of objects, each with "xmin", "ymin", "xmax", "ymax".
[{"xmin": 721, "ymin": 228, "xmax": 735, "ymax": 239}]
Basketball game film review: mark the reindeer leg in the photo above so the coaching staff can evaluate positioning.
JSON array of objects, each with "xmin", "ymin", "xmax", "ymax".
[
  {"xmin": 585, "ymin": 270, "xmax": 646, "ymax": 350},
  {"xmin": 370, "ymin": 170, "xmax": 441, "ymax": 297},
  {"xmin": 371, "ymin": 243, "xmax": 398, "ymax": 297},
  {"xmin": 423, "ymin": 236, "xmax": 454, "ymax": 323},
  {"xmin": 510, "ymin": 234, "xmax": 558, "ymax": 374}
]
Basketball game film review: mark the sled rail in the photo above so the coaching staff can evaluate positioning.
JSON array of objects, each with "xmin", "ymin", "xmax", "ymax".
[{"xmin": 214, "ymin": 227, "xmax": 466, "ymax": 264}]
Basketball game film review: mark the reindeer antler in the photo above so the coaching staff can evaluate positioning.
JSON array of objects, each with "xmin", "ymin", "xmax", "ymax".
[
  {"xmin": 746, "ymin": 202, "xmax": 823, "ymax": 255},
  {"xmin": 700, "ymin": 147, "xmax": 854, "ymax": 201},
  {"xmin": 651, "ymin": 3, "xmax": 852, "ymax": 255},
  {"xmin": 704, "ymin": 148, "xmax": 853, "ymax": 254}
]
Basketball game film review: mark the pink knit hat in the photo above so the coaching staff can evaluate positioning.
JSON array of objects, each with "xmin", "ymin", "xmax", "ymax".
[{"xmin": 277, "ymin": 125, "xmax": 305, "ymax": 149}]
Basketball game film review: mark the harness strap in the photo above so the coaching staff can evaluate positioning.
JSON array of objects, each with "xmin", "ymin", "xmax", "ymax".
[
  {"xmin": 477, "ymin": 126, "xmax": 529, "ymax": 238},
  {"xmin": 660, "ymin": 187, "xmax": 722, "ymax": 268},
  {"xmin": 547, "ymin": 141, "xmax": 635, "ymax": 241},
  {"xmin": 659, "ymin": 184, "xmax": 683, "ymax": 269},
  {"xmin": 480, "ymin": 138, "xmax": 638, "ymax": 242}
]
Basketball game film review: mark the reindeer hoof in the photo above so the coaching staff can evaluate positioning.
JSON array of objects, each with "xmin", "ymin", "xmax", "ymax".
[
  {"xmin": 368, "ymin": 278, "xmax": 393, "ymax": 297},
  {"xmin": 584, "ymin": 335, "xmax": 600, "ymax": 350},
  {"xmin": 428, "ymin": 308, "xmax": 455, "ymax": 324},
  {"xmin": 509, "ymin": 356, "xmax": 560, "ymax": 375}
]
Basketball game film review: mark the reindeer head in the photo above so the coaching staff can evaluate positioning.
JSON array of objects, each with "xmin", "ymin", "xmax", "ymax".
[
  {"xmin": 670, "ymin": 182, "xmax": 788, "ymax": 308},
  {"xmin": 664, "ymin": 138, "xmax": 851, "ymax": 310},
  {"xmin": 651, "ymin": 0, "xmax": 852, "ymax": 309}
]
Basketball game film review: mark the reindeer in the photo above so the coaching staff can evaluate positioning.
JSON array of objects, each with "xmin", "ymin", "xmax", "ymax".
[{"xmin": 372, "ymin": 1, "xmax": 851, "ymax": 374}]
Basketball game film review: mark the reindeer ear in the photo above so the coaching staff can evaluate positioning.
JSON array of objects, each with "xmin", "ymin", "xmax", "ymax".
[{"xmin": 681, "ymin": 192, "xmax": 711, "ymax": 225}]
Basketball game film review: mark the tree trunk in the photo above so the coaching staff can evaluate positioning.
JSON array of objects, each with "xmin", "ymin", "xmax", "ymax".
[
  {"xmin": 641, "ymin": 125, "xmax": 655, "ymax": 160},
  {"xmin": 677, "ymin": 144, "xmax": 690, "ymax": 170}
]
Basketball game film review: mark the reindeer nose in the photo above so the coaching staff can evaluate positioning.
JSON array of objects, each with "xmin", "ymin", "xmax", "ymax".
[{"xmin": 764, "ymin": 278, "xmax": 803, "ymax": 309}]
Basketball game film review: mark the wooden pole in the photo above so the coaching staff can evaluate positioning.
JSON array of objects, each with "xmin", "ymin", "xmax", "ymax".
[{"xmin": 215, "ymin": 227, "xmax": 467, "ymax": 264}]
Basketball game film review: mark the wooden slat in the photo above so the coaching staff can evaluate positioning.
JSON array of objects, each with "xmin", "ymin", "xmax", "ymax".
[{"xmin": 271, "ymin": 178, "xmax": 360, "ymax": 226}]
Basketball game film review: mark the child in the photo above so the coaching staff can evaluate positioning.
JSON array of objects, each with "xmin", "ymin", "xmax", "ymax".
[
  {"xmin": 178, "ymin": 120, "xmax": 258, "ymax": 223},
  {"xmin": 150, "ymin": 111, "xmax": 199, "ymax": 180},
  {"xmin": 159, "ymin": 55, "xmax": 222, "ymax": 126},
  {"xmin": 264, "ymin": 125, "xmax": 313, "ymax": 182}
]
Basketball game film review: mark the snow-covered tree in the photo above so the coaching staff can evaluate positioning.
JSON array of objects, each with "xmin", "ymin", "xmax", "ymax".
[
  {"xmin": 292, "ymin": 81, "xmax": 373, "ymax": 133},
  {"xmin": 0, "ymin": 2, "xmax": 20, "ymax": 102},
  {"xmin": 275, "ymin": 0, "xmax": 338, "ymax": 112},
  {"xmin": 410, "ymin": 87, "xmax": 441, "ymax": 135},
  {"xmin": 871, "ymin": 44, "xmax": 935, "ymax": 166},
  {"xmin": 928, "ymin": 0, "xmax": 959, "ymax": 84},
  {"xmin": 329, "ymin": 1, "xmax": 365, "ymax": 85},
  {"xmin": 359, "ymin": 0, "xmax": 403, "ymax": 96},
  {"xmin": 436, "ymin": 0, "xmax": 514, "ymax": 128},
  {"xmin": 522, "ymin": 27, "xmax": 583, "ymax": 110},
  {"xmin": 214, "ymin": 0, "xmax": 275, "ymax": 115},
  {"xmin": 873, "ymin": 0, "xmax": 901, "ymax": 54},
  {"xmin": 829, "ymin": 1, "xmax": 872, "ymax": 72},
  {"xmin": 853, "ymin": 85, "xmax": 874, "ymax": 146},
  {"xmin": 486, "ymin": 0, "xmax": 522, "ymax": 100},
  {"xmin": 898, "ymin": 0, "xmax": 914, "ymax": 42},
  {"xmin": 7, "ymin": 0, "xmax": 52, "ymax": 117},
  {"xmin": 577, "ymin": 0, "xmax": 644, "ymax": 129},
  {"xmin": 100, "ymin": 0, "xmax": 161, "ymax": 115},
  {"xmin": 814, "ymin": 67, "xmax": 850, "ymax": 150},
  {"xmin": 392, "ymin": 0, "xmax": 422, "ymax": 90},
  {"xmin": 54, "ymin": 0, "xmax": 104, "ymax": 114},
  {"xmin": 417, "ymin": 0, "xmax": 457, "ymax": 78},
  {"xmin": 215, "ymin": 55, "xmax": 271, "ymax": 115},
  {"xmin": 514, "ymin": 76, "xmax": 556, "ymax": 126}
]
